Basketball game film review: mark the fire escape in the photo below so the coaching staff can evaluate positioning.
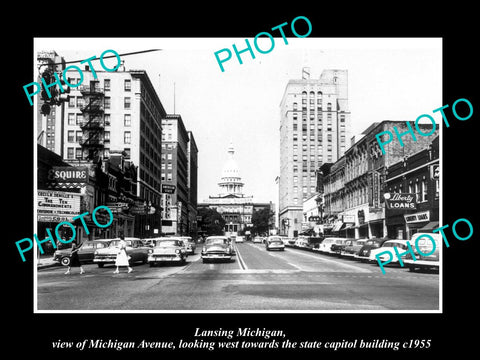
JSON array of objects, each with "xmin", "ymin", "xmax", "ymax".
[{"xmin": 79, "ymin": 81, "xmax": 105, "ymax": 161}]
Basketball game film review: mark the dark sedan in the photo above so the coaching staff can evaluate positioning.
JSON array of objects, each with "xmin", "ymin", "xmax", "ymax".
[
  {"xmin": 53, "ymin": 239, "xmax": 112, "ymax": 266},
  {"xmin": 354, "ymin": 238, "xmax": 390, "ymax": 262}
]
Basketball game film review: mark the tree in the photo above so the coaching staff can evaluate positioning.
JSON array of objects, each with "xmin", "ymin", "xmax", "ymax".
[
  {"xmin": 197, "ymin": 207, "xmax": 226, "ymax": 236},
  {"xmin": 251, "ymin": 207, "xmax": 274, "ymax": 236}
]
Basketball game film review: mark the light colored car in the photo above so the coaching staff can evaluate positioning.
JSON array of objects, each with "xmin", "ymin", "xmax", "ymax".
[
  {"xmin": 201, "ymin": 236, "xmax": 235, "ymax": 263},
  {"xmin": 265, "ymin": 236, "xmax": 285, "ymax": 251},
  {"xmin": 179, "ymin": 236, "xmax": 196, "ymax": 254},
  {"xmin": 369, "ymin": 239, "xmax": 411, "ymax": 264},
  {"xmin": 148, "ymin": 238, "xmax": 187, "ymax": 266},
  {"xmin": 253, "ymin": 236, "xmax": 263, "ymax": 244},
  {"xmin": 53, "ymin": 239, "xmax": 111, "ymax": 266},
  {"xmin": 235, "ymin": 236, "xmax": 245, "ymax": 243},
  {"xmin": 294, "ymin": 236, "xmax": 310, "ymax": 248},
  {"xmin": 93, "ymin": 238, "xmax": 148, "ymax": 268},
  {"xmin": 404, "ymin": 233, "xmax": 440, "ymax": 272},
  {"xmin": 317, "ymin": 237, "xmax": 347, "ymax": 254}
]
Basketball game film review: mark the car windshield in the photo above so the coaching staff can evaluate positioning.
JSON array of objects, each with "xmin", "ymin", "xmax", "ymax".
[
  {"xmin": 156, "ymin": 240, "xmax": 181, "ymax": 247},
  {"xmin": 269, "ymin": 239, "xmax": 283, "ymax": 244},
  {"xmin": 206, "ymin": 238, "xmax": 227, "ymax": 245}
]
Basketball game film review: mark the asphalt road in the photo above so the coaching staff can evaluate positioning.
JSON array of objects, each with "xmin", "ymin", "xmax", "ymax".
[{"xmin": 36, "ymin": 242, "xmax": 439, "ymax": 311}]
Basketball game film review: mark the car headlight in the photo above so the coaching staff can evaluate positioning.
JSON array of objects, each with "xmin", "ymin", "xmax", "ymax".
[
  {"xmin": 94, "ymin": 250, "xmax": 99, "ymax": 255},
  {"xmin": 202, "ymin": 246, "xmax": 207, "ymax": 252},
  {"xmin": 148, "ymin": 249, "xmax": 153, "ymax": 254},
  {"xmin": 175, "ymin": 249, "xmax": 181, "ymax": 254}
]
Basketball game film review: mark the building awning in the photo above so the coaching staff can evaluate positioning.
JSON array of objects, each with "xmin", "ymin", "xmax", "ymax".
[
  {"xmin": 417, "ymin": 221, "xmax": 439, "ymax": 232},
  {"xmin": 332, "ymin": 221, "xmax": 343, "ymax": 232}
]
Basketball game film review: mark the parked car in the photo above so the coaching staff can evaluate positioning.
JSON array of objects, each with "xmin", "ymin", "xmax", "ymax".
[
  {"xmin": 355, "ymin": 238, "xmax": 390, "ymax": 262},
  {"xmin": 341, "ymin": 239, "xmax": 367, "ymax": 258},
  {"xmin": 201, "ymin": 236, "xmax": 235, "ymax": 263},
  {"xmin": 265, "ymin": 236, "xmax": 285, "ymax": 251},
  {"xmin": 294, "ymin": 236, "xmax": 310, "ymax": 249},
  {"xmin": 148, "ymin": 238, "xmax": 188, "ymax": 266},
  {"xmin": 317, "ymin": 237, "xmax": 347, "ymax": 254},
  {"xmin": 93, "ymin": 238, "xmax": 149, "ymax": 267},
  {"xmin": 179, "ymin": 236, "xmax": 196, "ymax": 254},
  {"xmin": 253, "ymin": 236, "xmax": 263, "ymax": 244},
  {"xmin": 53, "ymin": 239, "xmax": 112, "ymax": 266},
  {"xmin": 404, "ymin": 233, "xmax": 440, "ymax": 272},
  {"xmin": 331, "ymin": 239, "xmax": 356, "ymax": 256},
  {"xmin": 369, "ymin": 239, "xmax": 412, "ymax": 265},
  {"xmin": 235, "ymin": 235, "xmax": 245, "ymax": 243}
]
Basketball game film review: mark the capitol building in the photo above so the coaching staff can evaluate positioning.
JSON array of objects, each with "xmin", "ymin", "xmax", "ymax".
[{"xmin": 198, "ymin": 143, "xmax": 273, "ymax": 236}]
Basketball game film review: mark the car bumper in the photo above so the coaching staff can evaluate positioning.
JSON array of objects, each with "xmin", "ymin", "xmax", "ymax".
[
  {"xmin": 93, "ymin": 257, "xmax": 116, "ymax": 263},
  {"xmin": 201, "ymin": 253, "xmax": 232, "ymax": 260},
  {"xmin": 148, "ymin": 254, "xmax": 183, "ymax": 262},
  {"xmin": 404, "ymin": 259, "xmax": 439, "ymax": 268},
  {"xmin": 267, "ymin": 246, "xmax": 285, "ymax": 250}
]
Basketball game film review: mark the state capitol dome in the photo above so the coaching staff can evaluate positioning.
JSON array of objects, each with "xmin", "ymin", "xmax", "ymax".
[{"xmin": 218, "ymin": 143, "xmax": 244, "ymax": 197}]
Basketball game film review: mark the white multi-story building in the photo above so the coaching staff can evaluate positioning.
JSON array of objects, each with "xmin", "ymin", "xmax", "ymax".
[
  {"xmin": 59, "ymin": 66, "xmax": 167, "ymax": 237},
  {"xmin": 279, "ymin": 68, "xmax": 351, "ymax": 237}
]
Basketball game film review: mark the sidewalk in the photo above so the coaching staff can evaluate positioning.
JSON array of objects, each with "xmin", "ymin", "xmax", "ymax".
[{"xmin": 37, "ymin": 254, "xmax": 60, "ymax": 270}]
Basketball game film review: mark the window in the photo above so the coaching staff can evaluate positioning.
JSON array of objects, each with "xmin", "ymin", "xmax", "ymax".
[
  {"xmin": 104, "ymin": 114, "xmax": 110, "ymax": 125},
  {"xmin": 76, "ymin": 113, "xmax": 83, "ymax": 125},
  {"xmin": 68, "ymin": 113, "xmax": 75, "ymax": 125},
  {"xmin": 124, "ymin": 131, "xmax": 131, "ymax": 144},
  {"xmin": 103, "ymin": 79, "xmax": 110, "ymax": 91},
  {"xmin": 124, "ymin": 97, "xmax": 131, "ymax": 109},
  {"xmin": 414, "ymin": 180, "xmax": 421, "ymax": 202},
  {"xmin": 69, "ymin": 97, "xmax": 75, "ymax": 108},
  {"xmin": 76, "ymin": 97, "xmax": 83, "ymax": 108},
  {"xmin": 124, "ymin": 79, "xmax": 131, "ymax": 91},
  {"xmin": 75, "ymin": 131, "xmax": 82, "ymax": 143},
  {"xmin": 104, "ymin": 131, "xmax": 110, "ymax": 141},
  {"xmin": 422, "ymin": 178, "xmax": 428, "ymax": 202},
  {"xmin": 68, "ymin": 131, "xmax": 74, "ymax": 142},
  {"xmin": 75, "ymin": 148, "xmax": 82, "ymax": 159},
  {"xmin": 67, "ymin": 147, "xmax": 74, "ymax": 159},
  {"xmin": 124, "ymin": 114, "xmax": 131, "ymax": 127},
  {"xmin": 104, "ymin": 97, "xmax": 111, "ymax": 109}
]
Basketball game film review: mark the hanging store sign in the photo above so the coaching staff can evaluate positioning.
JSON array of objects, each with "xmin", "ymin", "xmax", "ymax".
[
  {"xmin": 37, "ymin": 190, "xmax": 81, "ymax": 222},
  {"xmin": 404, "ymin": 211, "xmax": 430, "ymax": 224},
  {"xmin": 384, "ymin": 193, "xmax": 417, "ymax": 210},
  {"xmin": 161, "ymin": 184, "xmax": 176, "ymax": 194}
]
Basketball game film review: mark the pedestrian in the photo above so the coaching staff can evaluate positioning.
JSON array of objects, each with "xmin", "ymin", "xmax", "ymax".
[
  {"xmin": 114, "ymin": 236, "xmax": 132, "ymax": 274},
  {"xmin": 64, "ymin": 240, "xmax": 85, "ymax": 275}
]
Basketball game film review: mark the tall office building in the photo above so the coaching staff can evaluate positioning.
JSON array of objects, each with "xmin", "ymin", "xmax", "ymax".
[
  {"xmin": 160, "ymin": 114, "xmax": 190, "ymax": 235},
  {"xmin": 279, "ymin": 68, "xmax": 351, "ymax": 237},
  {"xmin": 60, "ymin": 66, "xmax": 167, "ymax": 237}
]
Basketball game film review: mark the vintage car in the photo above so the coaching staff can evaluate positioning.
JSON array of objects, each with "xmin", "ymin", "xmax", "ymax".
[
  {"xmin": 93, "ymin": 238, "xmax": 149, "ymax": 267},
  {"xmin": 317, "ymin": 237, "xmax": 347, "ymax": 254},
  {"xmin": 148, "ymin": 237, "xmax": 188, "ymax": 266},
  {"xmin": 201, "ymin": 236, "xmax": 235, "ymax": 263},
  {"xmin": 355, "ymin": 238, "xmax": 390, "ymax": 261},
  {"xmin": 53, "ymin": 239, "xmax": 112, "ymax": 266},
  {"xmin": 179, "ymin": 236, "xmax": 196, "ymax": 254},
  {"xmin": 235, "ymin": 235, "xmax": 245, "ymax": 243},
  {"xmin": 404, "ymin": 233, "xmax": 440, "ymax": 272},
  {"xmin": 253, "ymin": 236, "xmax": 263, "ymax": 244},
  {"xmin": 341, "ymin": 239, "xmax": 367, "ymax": 258},
  {"xmin": 294, "ymin": 236, "xmax": 310, "ymax": 249},
  {"xmin": 331, "ymin": 239, "xmax": 356, "ymax": 256},
  {"xmin": 365, "ymin": 239, "xmax": 410, "ymax": 264},
  {"xmin": 265, "ymin": 236, "xmax": 285, "ymax": 251}
]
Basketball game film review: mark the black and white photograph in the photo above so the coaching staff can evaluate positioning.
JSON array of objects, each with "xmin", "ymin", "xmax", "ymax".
[
  {"xmin": 32, "ymin": 37, "xmax": 442, "ymax": 312},
  {"xmin": 7, "ymin": 8, "xmax": 478, "ymax": 357}
]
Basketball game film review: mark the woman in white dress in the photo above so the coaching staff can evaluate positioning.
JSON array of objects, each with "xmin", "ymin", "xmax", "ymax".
[{"xmin": 114, "ymin": 237, "xmax": 133, "ymax": 274}]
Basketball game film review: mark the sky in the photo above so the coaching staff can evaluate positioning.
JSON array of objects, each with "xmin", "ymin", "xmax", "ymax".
[{"xmin": 34, "ymin": 38, "xmax": 442, "ymax": 205}]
